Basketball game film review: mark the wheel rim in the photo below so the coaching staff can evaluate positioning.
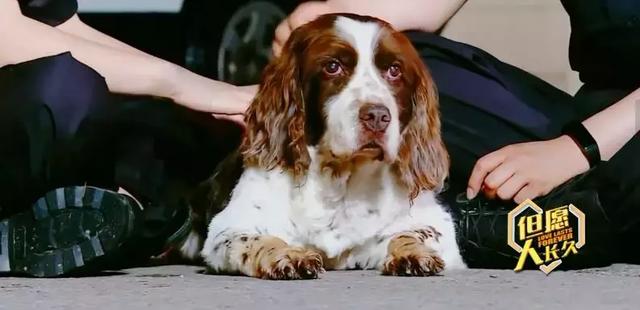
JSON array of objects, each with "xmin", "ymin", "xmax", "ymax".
[{"xmin": 218, "ymin": 1, "xmax": 285, "ymax": 85}]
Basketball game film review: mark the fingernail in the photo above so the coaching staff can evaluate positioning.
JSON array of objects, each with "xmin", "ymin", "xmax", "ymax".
[{"xmin": 466, "ymin": 187, "xmax": 475, "ymax": 200}]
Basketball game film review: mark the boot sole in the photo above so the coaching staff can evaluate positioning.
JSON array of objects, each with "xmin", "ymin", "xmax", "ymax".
[{"xmin": 0, "ymin": 186, "xmax": 136, "ymax": 277}]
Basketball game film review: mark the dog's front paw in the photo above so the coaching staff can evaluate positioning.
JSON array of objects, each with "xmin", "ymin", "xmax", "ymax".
[
  {"xmin": 260, "ymin": 248, "xmax": 324, "ymax": 280},
  {"xmin": 382, "ymin": 248, "xmax": 444, "ymax": 276}
]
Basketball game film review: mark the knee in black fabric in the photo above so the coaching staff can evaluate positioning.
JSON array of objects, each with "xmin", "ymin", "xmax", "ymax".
[
  {"xmin": 589, "ymin": 133, "xmax": 640, "ymax": 261},
  {"xmin": 1, "ymin": 53, "xmax": 111, "ymax": 140},
  {"xmin": 0, "ymin": 53, "xmax": 112, "ymax": 212}
]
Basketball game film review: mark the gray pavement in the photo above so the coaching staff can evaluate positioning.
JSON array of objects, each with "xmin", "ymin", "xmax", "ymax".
[{"xmin": 2, "ymin": 264, "xmax": 640, "ymax": 310}]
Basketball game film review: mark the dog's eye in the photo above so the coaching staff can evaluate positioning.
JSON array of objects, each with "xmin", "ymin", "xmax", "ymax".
[
  {"xmin": 384, "ymin": 63, "xmax": 402, "ymax": 81},
  {"xmin": 323, "ymin": 60, "xmax": 343, "ymax": 76}
]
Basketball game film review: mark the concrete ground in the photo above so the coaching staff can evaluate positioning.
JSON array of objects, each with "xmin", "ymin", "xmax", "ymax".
[{"xmin": 2, "ymin": 264, "xmax": 639, "ymax": 310}]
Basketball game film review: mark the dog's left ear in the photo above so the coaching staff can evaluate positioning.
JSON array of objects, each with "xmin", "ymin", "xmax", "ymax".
[{"xmin": 394, "ymin": 61, "xmax": 449, "ymax": 201}]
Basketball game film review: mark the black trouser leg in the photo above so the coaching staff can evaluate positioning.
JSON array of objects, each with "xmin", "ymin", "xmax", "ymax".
[
  {"xmin": 409, "ymin": 32, "xmax": 639, "ymax": 267},
  {"xmin": 411, "ymin": 33, "xmax": 576, "ymax": 206},
  {"xmin": 0, "ymin": 53, "xmax": 241, "ymax": 260},
  {"xmin": 0, "ymin": 53, "xmax": 113, "ymax": 218},
  {"xmin": 83, "ymin": 98, "xmax": 242, "ymax": 259},
  {"xmin": 585, "ymin": 132, "xmax": 640, "ymax": 263}
]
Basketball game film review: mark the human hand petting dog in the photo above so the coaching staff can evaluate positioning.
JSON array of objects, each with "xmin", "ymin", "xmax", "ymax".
[
  {"xmin": 466, "ymin": 136, "xmax": 590, "ymax": 203},
  {"xmin": 272, "ymin": 0, "xmax": 468, "ymax": 57},
  {"xmin": 210, "ymin": 84, "xmax": 258, "ymax": 125},
  {"xmin": 272, "ymin": 1, "xmax": 332, "ymax": 57},
  {"xmin": 195, "ymin": 81, "xmax": 256, "ymax": 126},
  {"xmin": 167, "ymin": 67, "xmax": 257, "ymax": 125}
]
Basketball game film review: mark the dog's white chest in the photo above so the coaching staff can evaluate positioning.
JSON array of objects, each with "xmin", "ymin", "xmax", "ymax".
[
  {"xmin": 199, "ymin": 162, "xmax": 466, "ymax": 273},
  {"xmin": 285, "ymin": 166, "xmax": 404, "ymax": 258}
]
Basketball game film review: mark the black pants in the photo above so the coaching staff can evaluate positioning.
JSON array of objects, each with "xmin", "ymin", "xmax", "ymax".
[
  {"xmin": 0, "ymin": 53, "xmax": 241, "ymax": 256},
  {"xmin": 409, "ymin": 33, "xmax": 640, "ymax": 266}
]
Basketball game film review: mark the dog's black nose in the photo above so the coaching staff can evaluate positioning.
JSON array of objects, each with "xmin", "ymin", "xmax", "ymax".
[{"xmin": 359, "ymin": 104, "xmax": 391, "ymax": 132}]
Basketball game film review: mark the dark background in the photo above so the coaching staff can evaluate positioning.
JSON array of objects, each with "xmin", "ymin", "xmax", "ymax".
[{"xmin": 79, "ymin": 0, "xmax": 301, "ymax": 83}]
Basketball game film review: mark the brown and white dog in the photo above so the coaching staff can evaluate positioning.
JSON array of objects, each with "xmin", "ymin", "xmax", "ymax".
[{"xmin": 182, "ymin": 13, "xmax": 465, "ymax": 279}]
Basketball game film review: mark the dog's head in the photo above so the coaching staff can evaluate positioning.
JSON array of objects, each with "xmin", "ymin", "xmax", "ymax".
[{"xmin": 242, "ymin": 13, "xmax": 448, "ymax": 199}]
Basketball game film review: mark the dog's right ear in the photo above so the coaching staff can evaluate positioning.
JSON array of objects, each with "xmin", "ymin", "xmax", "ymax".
[{"xmin": 241, "ymin": 28, "xmax": 310, "ymax": 179}]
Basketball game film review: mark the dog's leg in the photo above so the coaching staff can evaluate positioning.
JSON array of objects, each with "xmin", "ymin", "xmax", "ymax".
[
  {"xmin": 202, "ymin": 231, "xmax": 324, "ymax": 280},
  {"xmin": 381, "ymin": 227, "xmax": 445, "ymax": 276},
  {"xmin": 337, "ymin": 227, "xmax": 444, "ymax": 275}
]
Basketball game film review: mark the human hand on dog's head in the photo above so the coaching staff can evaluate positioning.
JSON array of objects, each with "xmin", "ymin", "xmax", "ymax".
[
  {"xmin": 272, "ymin": 1, "xmax": 332, "ymax": 57},
  {"xmin": 272, "ymin": 0, "xmax": 468, "ymax": 57}
]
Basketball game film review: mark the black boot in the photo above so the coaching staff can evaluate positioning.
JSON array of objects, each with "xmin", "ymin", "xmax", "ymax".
[
  {"xmin": 453, "ymin": 176, "xmax": 615, "ymax": 270},
  {"xmin": 0, "ymin": 186, "xmax": 138, "ymax": 277},
  {"xmin": 110, "ymin": 134, "xmax": 194, "ymax": 264}
]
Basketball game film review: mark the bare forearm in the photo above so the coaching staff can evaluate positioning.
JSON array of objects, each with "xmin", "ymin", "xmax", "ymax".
[
  {"xmin": 0, "ymin": 14, "xmax": 178, "ymax": 100},
  {"xmin": 583, "ymin": 88, "xmax": 640, "ymax": 160},
  {"xmin": 326, "ymin": 0, "xmax": 467, "ymax": 32},
  {"xmin": 56, "ymin": 15, "xmax": 151, "ymax": 58}
]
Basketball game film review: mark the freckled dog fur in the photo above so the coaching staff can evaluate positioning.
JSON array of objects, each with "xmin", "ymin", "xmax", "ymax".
[{"xmin": 181, "ymin": 14, "xmax": 466, "ymax": 280}]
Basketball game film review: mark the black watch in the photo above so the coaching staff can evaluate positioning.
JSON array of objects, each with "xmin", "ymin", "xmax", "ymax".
[{"xmin": 561, "ymin": 121, "xmax": 601, "ymax": 168}]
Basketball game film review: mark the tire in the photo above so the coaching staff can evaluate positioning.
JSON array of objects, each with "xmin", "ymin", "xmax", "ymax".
[{"xmin": 183, "ymin": 0, "xmax": 300, "ymax": 83}]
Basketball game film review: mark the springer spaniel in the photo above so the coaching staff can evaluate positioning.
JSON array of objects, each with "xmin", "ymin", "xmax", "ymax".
[{"xmin": 182, "ymin": 13, "xmax": 465, "ymax": 279}]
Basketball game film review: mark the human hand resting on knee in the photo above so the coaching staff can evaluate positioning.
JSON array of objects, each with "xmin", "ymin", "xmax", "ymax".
[
  {"xmin": 467, "ymin": 89, "xmax": 640, "ymax": 203},
  {"xmin": 466, "ymin": 137, "xmax": 590, "ymax": 204}
]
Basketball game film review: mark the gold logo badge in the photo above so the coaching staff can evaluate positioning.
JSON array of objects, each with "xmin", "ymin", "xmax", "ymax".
[{"xmin": 507, "ymin": 199, "xmax": 586, "ymax": 275}]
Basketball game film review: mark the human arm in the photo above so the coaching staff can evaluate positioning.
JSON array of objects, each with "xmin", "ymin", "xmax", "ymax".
[
  {"xmin": 582, "ymin": 89, "xmax": 640, "ymax": 160},
  {"xmin": 467, "ymin": 88, "xmax": 640, "ymax": 203},
  {"xmin": 0, "ymin": 0, "xmax": 253, "ymax": 119},
  {"xmin": 56, "ymin": 14, "xmax": 150, "ymax": 57}
]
